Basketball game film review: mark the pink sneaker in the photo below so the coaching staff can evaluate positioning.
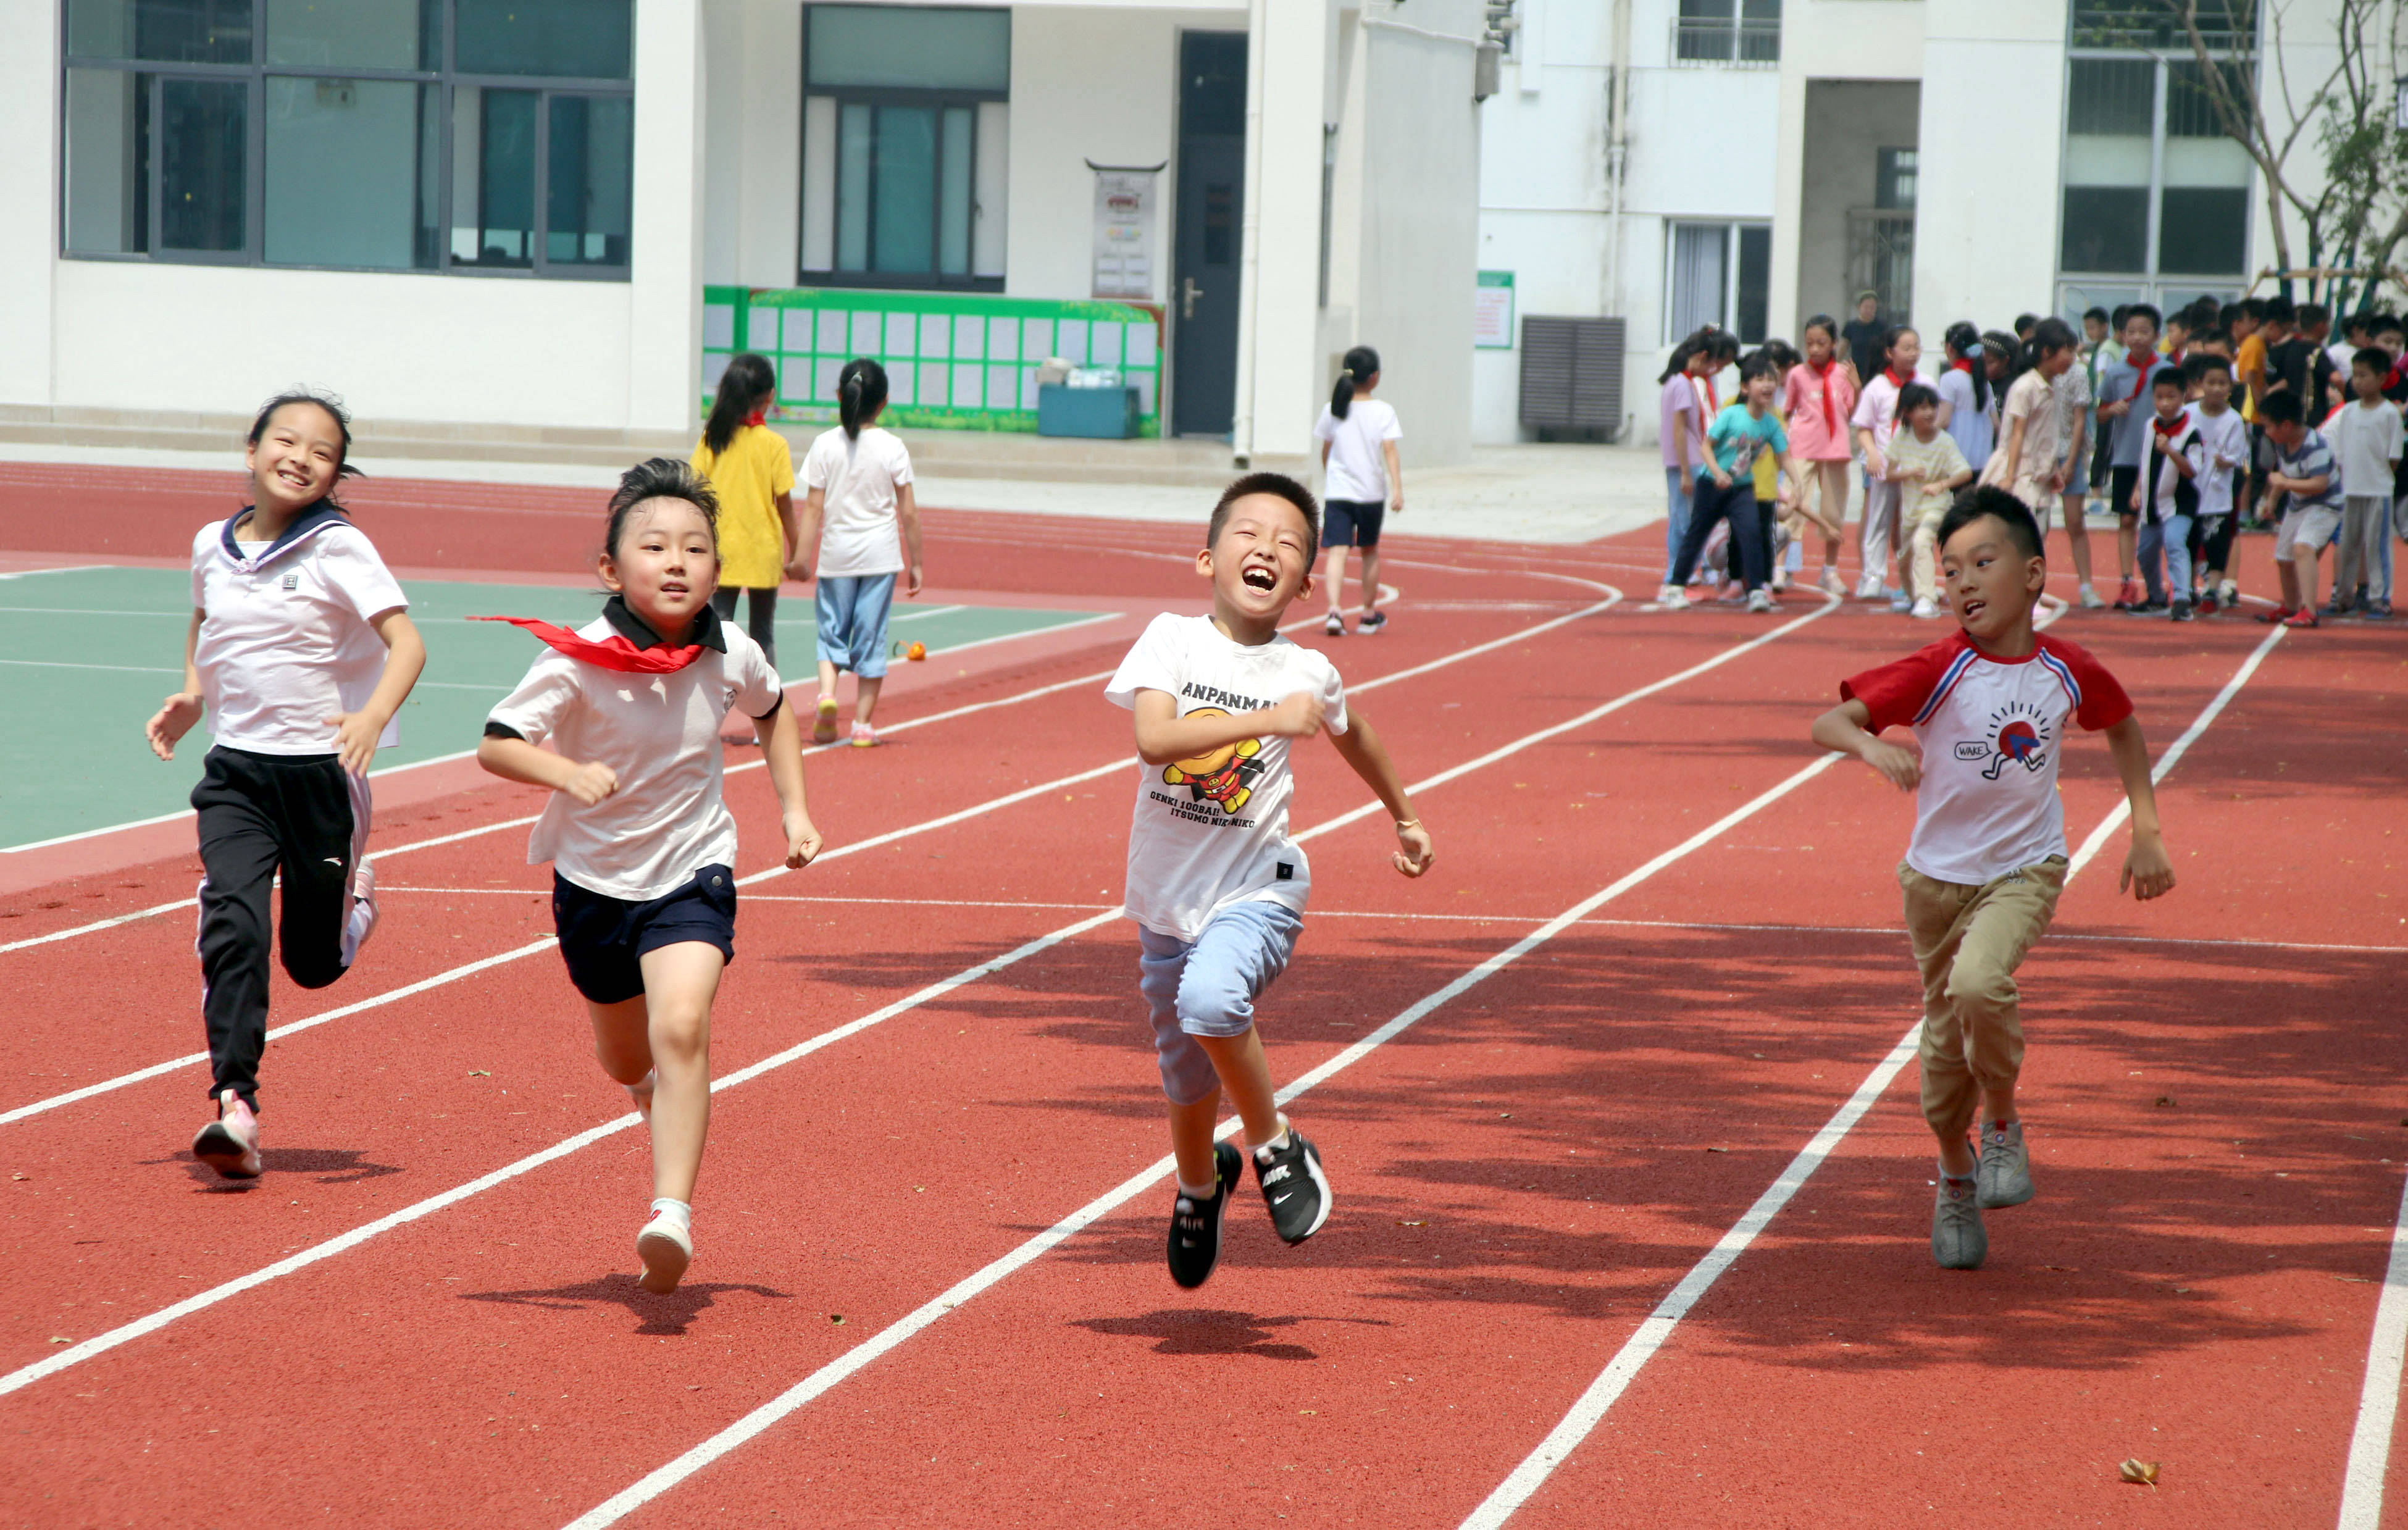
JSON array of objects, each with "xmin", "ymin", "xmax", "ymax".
[
  {"xmin": 848, "ymin": 721, "xmax": 877, "ymax": 748},
  {"xmin": 193, "ymin": 1089, "xmax": 262, "ymax": 1179}
]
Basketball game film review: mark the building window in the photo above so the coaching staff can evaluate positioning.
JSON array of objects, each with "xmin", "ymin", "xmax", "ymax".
[
  {"xmin": 1876, "ymin": 147, "xmax": 1916, "ymax": 211},
  {"xmin": 800, "ymin": 5, "xmax": 1008, "ymax": 290},
  {"xmin": 2059, "ymin": 26, "xmax": 2254, "ymax": 289},
  {"xmin": 1672, "ymin": 0, "xmax": 1779, "ymax": 67},
  {"xmin": 1666, "ymin": 221, "xmax": 1770, "ymax": 343},
  {"xmin": 61, "ymin": 0, "xmax": 631, "ymax": 277}
]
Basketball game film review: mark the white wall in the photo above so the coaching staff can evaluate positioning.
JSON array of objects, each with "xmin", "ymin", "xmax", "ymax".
[
  {"xmin": 1913, "ymin": 1, "xmax": 2062, "ymax": 332},
  {"xmin": 628, "ymin": 0, "xmax": 708, "ymax": 429},
  {"xmin": 703, "ymin": 0, "xmax": 804, "ymax": 286},
  {"xmin": 0, "ymin": 0, "xmax": 60, "ymax": 408}
]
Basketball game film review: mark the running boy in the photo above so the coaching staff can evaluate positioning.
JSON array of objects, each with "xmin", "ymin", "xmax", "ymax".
[
  {"xmin": 146, "ymin": 390, "xmax": 426, "ymax": 1180},
  {"xmin": 477, "ymin": 459, "xmax": 822, "ymax": 1293},
  {"xmin": 2255, "ymin": 391, "xmax": 2346, "ymax": 627},
  {"xmin": 1108, "ymin": 473, "xmax": 1435, "ymax": 1289},
  {"xmin": 1810, "ymin": 487, "xmax": 2175, "ymax": 1270}
]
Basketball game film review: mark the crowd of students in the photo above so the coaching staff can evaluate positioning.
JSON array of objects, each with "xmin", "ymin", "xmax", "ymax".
[{"xmin": 1657, "ymin": 291, "xmax": 2408, "ymax": 625}]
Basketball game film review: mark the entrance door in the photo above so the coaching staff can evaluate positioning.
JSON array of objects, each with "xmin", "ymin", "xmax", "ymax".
[{"xmin": 1172, "ymin": 31, "xmax": 1246, "ymax": 438}]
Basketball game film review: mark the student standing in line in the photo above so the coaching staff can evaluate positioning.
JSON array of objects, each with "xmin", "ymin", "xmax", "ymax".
[
  {"xmin": 478, "ymin": 459, "xmax": 822, "ymax": 1294},
  {"xmin": 2254, "ymin": 390, "xmax": 2346, "ymax": 628},
  {"xmin": 2331, "ymin": 312, "xmax": 2375, "ymax": 383},
  {"xmin": 1783, "ymin": 315, "xmax": 1857, "ymax": 597},
  {"xmin": 789, "ymin": 359, "xmax": 924, "ymax": 747},
  {"xmin": 2279, "ymin": 303, "xmax": 2343, "ymax": 426},
  {"xmin": 2183, "ymin": 354, "xmax": 2249, "ymax": 612},
  {"xmin": 1852, "ymin": 324, "xmax": 1924, "ymax": 605},
  {"xmin": 2135, "ymin": 370, "xmax": 2207, "ymax": 619},
  {"xmin": 1884, "ymin": 382, "xmax": 1974, "ymax": 619},
  {"xmin": 1667, "ymin": 356, "xmax": 1794, "ymax": 614},
  {"xmin": 2331, "ymin": 348, "xmax": 2404, "ymax": 617},
  {"xmin": 1313, "ymin": 345, "xmax": 1404, "ymax": 637},
  {"xmin": 2053, "ymin": 319, "xmax": 2105, "ymax": 608},
  {"xmin": 1934, "ymin": 322, "xmax": 1995, "ymax": 474},
  {"xmin": 1811, "ymin": 488, "xmax": 2173, "ymax": 1271},
  {"xmin": 2242, "ymin": 298, "xmax": 2296, "ymax": 531},
  {"xmin": 2095, "ymin": 304, "xmax": 2173, "ymax": 609},
  {"xmin": 2081, "ymin": 306, "xmax": 2120, "ymax": 522},
  {"xmin": 1657, "ymin": 330, "xmax": 1713, "ymax": 603},
  {"xmin": 690, "ymin": 353, "xmax": 798, "ymax": 742},
  {"xmin": 145, "ymin": 390, "xmax": 427, "ymax": 1180},
  {"xmin": 1108, "ymin": 473, "xmax": 1434, "ymax": 1288}
]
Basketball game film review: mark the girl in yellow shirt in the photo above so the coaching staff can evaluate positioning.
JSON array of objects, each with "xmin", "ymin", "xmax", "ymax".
[{"xmin": 691, "ymin": 354, "xmax": 798, "ymax": 684}]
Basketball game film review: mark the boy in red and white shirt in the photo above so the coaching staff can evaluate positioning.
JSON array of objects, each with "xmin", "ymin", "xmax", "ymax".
[{"xmin": 1812, "ymin": 487, "xmax": 2176, "ymax": 1271}]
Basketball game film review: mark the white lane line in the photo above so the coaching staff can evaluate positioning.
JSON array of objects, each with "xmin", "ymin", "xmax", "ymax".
[
  {"xmin": 0, "ymin": 593, "xmax": 1620, "ymax": 1108},
  {"xmin": 0, "ymin": 566, "xmax": 111, "ymax": 580},
  {"xmin": 0, "ymin": 911, "xmax": 1119, "ymax": 1403},
  {"xmin": 1457, "ymin": 623, "xmax": 2291, "ymax": 1529},
  {"xmin": 558, "ymin": 746, "xmax": 1850, "ymax": 1529},
  {"xmin": 2339, "ymin": 1169, "xmax": 2408, "ymax": 1528}
]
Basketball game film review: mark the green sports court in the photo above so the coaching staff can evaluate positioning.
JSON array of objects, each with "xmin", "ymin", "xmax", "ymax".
[{"xmin": 0, "ymin": 566, "xmax": 1103, "ymax": 851}]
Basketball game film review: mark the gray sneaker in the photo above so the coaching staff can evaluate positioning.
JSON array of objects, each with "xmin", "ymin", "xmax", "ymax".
[
  {"xmin": 1976, "ymin": 1120, "xmax": 2034, "ymax": 1208},
  {"xmin": 1933, "ymin": 1175, "xmax": 1987, "ymax": 1269}
]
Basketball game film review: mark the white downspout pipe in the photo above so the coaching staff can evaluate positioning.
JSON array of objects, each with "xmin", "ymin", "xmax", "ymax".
[
  {"xmin": 1230, "ymin": 0, "xmax": 1271, "ymax": 462},
  {"xmin": 1603, "ymin": 0, "xmax": 1631, "ymax": 322}
]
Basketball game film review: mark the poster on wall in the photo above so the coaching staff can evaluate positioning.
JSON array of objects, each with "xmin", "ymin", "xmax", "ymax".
[
  {"xmin": 1089, "ymin": 164, "xmax": 1161, "ymax": 300},
  {"xmin": 1474, "ymin": 270, "xmax": 1516, "ymax": 349}
]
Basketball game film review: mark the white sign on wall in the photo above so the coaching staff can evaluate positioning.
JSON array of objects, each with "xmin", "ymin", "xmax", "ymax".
[
  {"xmin": 1474, "ymin": 270, "xmax": 1516, "ymax": 349},
  {"xmin": 1090, "ymin": 166, "xmax": 1160, "ymax": 300}
]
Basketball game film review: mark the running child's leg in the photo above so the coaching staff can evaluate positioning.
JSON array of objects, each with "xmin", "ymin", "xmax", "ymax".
[
  {"xmin": 269, "ymin": 756, "xmax": 375, "ymax": 990},
  {"xmin": 191, "ymin": 752, "xmax": 283, "ymax": 1135},
  {"xmin": 1324, "ymin": 546, "xmax": 1352, "ymax": 621},
  {"xmin": 847, "ymin": 574, "xmax": 896, "ymax": 730},
  {"xmin": 813, "ymin": 575, "xmax": 850, "ymax": 742}
]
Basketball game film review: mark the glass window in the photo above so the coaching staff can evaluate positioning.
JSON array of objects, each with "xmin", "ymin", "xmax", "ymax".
[
  {"xmin": 2062, "ymin": 187, "xmax": 2149, "ymax": 273},
  {"xmin": 1735, "ymin": 224, "xmax": 1770, "ymax": 342},
  {"xmin": 68, "ymin": 0, "xmax": 254, "ymax": 65},
  {"xmin": 806, "ymin": 6, "xmax": 1009, "ymax": 93},
  {"xmin": 2159, "ymin": 187, "xmax": 2248, "ymax": 274},
  {"xmin": 2060, "ymin": 46, "xmax": 2253, "ymax": 283},
  {"xmin": 264, "ymin": 0, "xmax": 432, "ymax": 69},
  {"xmin": 455, "ymin": 0, "xmax": 630, "ymax": 78},
  {"xmin": 1876, "ymin": 147, "xmax": 1916, "ymax": 211},
  {"xmin": 64, "ymin": 0, "xmax": 632, "ymax": 274},
  {"xmin": 1668, "ymin": 222, "xmax": 1726, "ymax": 340},
  {"xmin": 872, "ymin": 105, "xmax": 936, "ymax": 275},
  {"xmin": 1674, "ymin": 0, "xmax": 1778, "ymax": 65}
]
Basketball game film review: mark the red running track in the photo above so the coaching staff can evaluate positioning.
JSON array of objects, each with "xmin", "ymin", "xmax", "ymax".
[{"xmin": 0, "ymin": 464, "xmax": 2401, "ymax": 1528}]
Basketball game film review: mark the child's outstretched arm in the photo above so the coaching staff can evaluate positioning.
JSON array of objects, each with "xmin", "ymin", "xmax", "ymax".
[
  {"xmin": 2103, "ymin": 714, "xmax": 2175, "ymax": 900},
  {"xmin": 756, "ymin": 700, "xmax": 824, "ymax": 869},
  {"xmin": 328, "ymin": 608, "xmax": 426, "ymax": 774},
  {"xmin": 146, "ymin": 608, "xmax": 207, "ymax": 761},
  {"xmin": 897, "ymin": 482, "xmax": 924, "ymax": 597},
  {"xmin": 1131, "ymin": 688, "xmax": 1324, "ymax": 765},
  {"xmin": 1810, "ymin": 698, "xmax": 1920, "ymax": 792},
  {"xmin": 1326, "ymin": 708, "xmax": 1435, "ymax": 877},
  {"xmin": 477, "ymin": 732, "xmax": 618, "ymax": 806}
]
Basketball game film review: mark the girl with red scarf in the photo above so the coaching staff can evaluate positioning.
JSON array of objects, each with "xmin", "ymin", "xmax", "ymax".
[
  {"xmin": 1783, "ymin": 316, "xmax": 1858, "ymax": 596},
  {"xmin": 478, "ymin": 459, "xmax": 824, "ymax": 1295},
  {"xmin": 1849, "ymin": 325, "xmax": 1925, "ymax": 604}
]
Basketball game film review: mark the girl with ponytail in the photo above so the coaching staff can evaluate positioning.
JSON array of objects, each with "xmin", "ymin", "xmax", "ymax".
[
  {"xmin": 1311, "ymin": 345, "xmax": 1404, "ymax": 635},
  {"xmin": 792, "ymin": 357, "xmax": 923, "ymax": 746},
  {"xmin": 1936, "ymin": 322, "xmax": 1995, "ymax": 472},
  {"xmin": 690, "ymin": 354, "xmax": 796, "ymax": 720},
  {"xmin": 1656, "ymin": 327, "xmax": 1718, "ymax": 601},
  {"xmin": 1783, "ymin": 315, "xmax": 1856, "ymax": 596},
  {"xmin": 1849, "ymin": 324, "xmax": 1923, "ymax": 602}
]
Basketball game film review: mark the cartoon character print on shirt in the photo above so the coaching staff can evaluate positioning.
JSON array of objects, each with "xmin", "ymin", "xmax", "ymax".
[
  {"xmin": 1952, "ymin": 699, "xmax": 2055, "ymax": 782},
  {"xmin": 1161, "ymin": 708, "xmax": 1263, "ymax": 814}
]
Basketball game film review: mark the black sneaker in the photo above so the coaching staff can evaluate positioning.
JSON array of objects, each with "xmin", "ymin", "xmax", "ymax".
[
  {"xmin": 1168, "ymin": 1142, "xmax": 1242, "ymax": 1289},
  {"xmin": 1357, "ymin": 609, "xmax": 1388, "ymax": 635},
  {"xmin": 1253, "ymin": 1129, "xmax": 1331, "ymax": 1245},
  {"xmin": 2133, "ymin": 599, "xmax": 2168, "ymax": 614},
  {"xmin": 2170, "ymin": 599, "xmax": 2194, "ymax": 622}
]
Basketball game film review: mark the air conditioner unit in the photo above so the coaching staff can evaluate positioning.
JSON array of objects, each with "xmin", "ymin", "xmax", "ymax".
[{"xmin": 1518, "ymin": 316, "xmax": 1625, "ymax": 441}]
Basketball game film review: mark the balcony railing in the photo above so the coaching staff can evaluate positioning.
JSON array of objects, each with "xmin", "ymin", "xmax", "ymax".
[
  {"xmin": 1671, "ymin": 16, "xmax": 1780, "ymax": 67},
  {"xmin": 2070, "ymin": 1, "xmax": 2254, "ymax": 52}
]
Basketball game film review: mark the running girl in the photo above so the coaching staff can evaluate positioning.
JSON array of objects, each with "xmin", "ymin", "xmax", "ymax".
[
  {"xmin": 789, "ymin": 359, "xmax": 924, "ymax": 746},
  {"xmin": 1784, "ymin": 316, "xmax": 1857, "ymax": 597},
  {"xmin": 1313, "ymin": 345, "xmax": 1405, "ymax": 637},
  {"xmin": 691, "ymin": 353, "xmax": 798, "ymax": 680},
  {"xmin": 145, "ymin": 390, "xmax": 426, "ymax": 1180},
  {"xmin": 477, "ymin": 458, "xmax": 822, "ymax": 1293}
]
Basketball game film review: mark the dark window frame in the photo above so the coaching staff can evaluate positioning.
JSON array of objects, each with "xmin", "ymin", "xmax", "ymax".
[
  {"xmin": 798, "ymin": 5, "xmax": 1008, "ymax": 293},
  {"xmin": 58, "ymin": 0, "xmax": 635, "ymax": 280},
  {"xmin": 2057, "ymin": 37, "xmax": 2255, "ymax": 284}
]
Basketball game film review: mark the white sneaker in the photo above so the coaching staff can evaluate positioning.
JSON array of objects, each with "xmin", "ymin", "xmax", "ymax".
[
  {"xmin": 1657, "ymin": 589, "xmax": 1691, "ymax": 611},
  {"xmin": 1655, "ymin": 583, "xmax": 1681, "ymax": 604},
  {"xmin": 637, "ymin": 1206, "xmax": 692, "ymax": 1294},
  {"xmin": 2078, "ymin": 583, "xmax": 2108, "ymax": 610},
  {"xmin": 1910, "ymin": 596, "xmax": 1939, "ymax": 619},
  {"xmin": 1855, "ymin": 572, "xmax": 1887, "ymax": 600},
  {"xmin": 193, "ymin": 1088, "xmax": 262, "ymax": 1180},
  {"xmin": 1745, "ymin": 588, "xmax": 1775, "ymax": 614},
  {"xmin": 343, "ymin": 859, "xmax": 378, "ymax": 963}
]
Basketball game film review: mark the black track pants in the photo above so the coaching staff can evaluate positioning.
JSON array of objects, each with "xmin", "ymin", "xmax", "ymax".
[{"xmin": 191, "ymin": 747, "xmax": 370, "ymax": 1110}]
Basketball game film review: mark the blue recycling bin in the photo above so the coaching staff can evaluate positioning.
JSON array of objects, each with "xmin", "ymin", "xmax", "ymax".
[{"xmin": 1037, "ymin": 383, "xmax": 1139, "ymax": 439}]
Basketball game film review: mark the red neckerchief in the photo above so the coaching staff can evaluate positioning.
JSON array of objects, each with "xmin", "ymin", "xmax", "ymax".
[
  {"xmin": 472, "ymin": 616, "xmax": 707, "ymax": 674},
  {"xmin": 2152, "ymin": 414, "xmax": 2183, "ymax": 437},
  {"xmin": 1695, "ymin": 370, "xmax": 1718, "ymax": 413},
  {"xmin": 2125, "ymin": 348, "xmax": 2156, "ymax": 401},
  {"xmin": 1883, "ymin": 366, "xmax": 1912, "ymax": 393},
  {"xmin": 743, "ymin": 409, "xmax": 767, "ymax": 428},
  {"xmin": 2165, "ymin": 347, "xmax": 2185, "ymax": 367},
  {"xmin": 1805, "ymin": 357, "xmax": 1840, "ymax": 435},
  {"xmin": 1949, "ymin": 357, "xmax": 1974, "ymax": 374}
]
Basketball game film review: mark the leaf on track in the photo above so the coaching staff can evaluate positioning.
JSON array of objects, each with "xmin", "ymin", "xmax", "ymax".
[
  {"xmin": 2118, "ymin": 1459, "xmax": 2160, "ymax": 1487},
  {"xmin": 469, "ymin": 1069, "xmax": 491, "ymax": 1077}
]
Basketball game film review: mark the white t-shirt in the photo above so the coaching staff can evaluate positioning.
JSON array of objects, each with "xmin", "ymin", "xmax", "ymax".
[
  {"xmin": 2191, "ymin": 406, "xmax": 2249, "ymax": 517},
  {"xmin": 1850, "ymin": 370, "xmax": 1912, "ymax": 463},
  {"xmin": 1105, "ymin": 614, "xmax": 1348, "ymax": 941},
  {"xmin": 1312, "ymin": 399, "xmax": 1402, "ymax": 504},
  {"xmin": 2333, "ymin": 398, "xmax": 2405, "ymax": 499},
  {"xmin": 486, "ymin": 604, "xmax": 785, "ymax": 902},
  {"xmin": 801, "ymin": 425, "xmax": 913, "ymax": 579},
  {"xmin": 190, "ymin": 509, "xmax": 408, "ymax": 756},
  {"xmin": 1842, "ymin": 630, "xmax": 2133, "ymax": 886}
]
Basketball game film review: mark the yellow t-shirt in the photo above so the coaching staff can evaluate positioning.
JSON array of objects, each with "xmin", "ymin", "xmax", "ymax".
[
  {"xmin": 1752, "ymin": 408, "xmax": 1787, "ymax": 499},
  {"xmin": 690, "ymin": 424, "xmax": 796, "ymax": 590},
  {"xmin": 2235, "ymin": 332, "xmax": 2267, "ymax": 424}
]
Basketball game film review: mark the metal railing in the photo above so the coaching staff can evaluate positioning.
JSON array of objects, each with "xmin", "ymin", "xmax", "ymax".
[
  {"xmin": 1670, "ymin": 16, "xmax": 1779, "ymax": 67},
  {"xmin": 1844, "ymin": 210, "xmax": 1916, "ymax": 330}
]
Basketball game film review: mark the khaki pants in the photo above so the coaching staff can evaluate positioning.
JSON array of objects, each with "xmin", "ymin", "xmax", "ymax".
[{"xmin": 1900, "ymin": 856, "xmax": 2066, "ymax": 1141}]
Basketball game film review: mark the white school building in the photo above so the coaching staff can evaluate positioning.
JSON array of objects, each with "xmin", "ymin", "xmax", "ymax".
[
  {"xmin": 1471, "ymin": 0, "xmax": 2342, "ymax": 448},
  {"xmin": 0, "ymin": 0, "xmax": 1487, "ymax": 466}
]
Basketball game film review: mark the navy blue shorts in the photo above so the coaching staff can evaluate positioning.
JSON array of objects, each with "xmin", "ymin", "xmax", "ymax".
[
  {"xmin": 1323, "ymin": 498, "xmax": 1386, "ymax": 550},
  {"xmin": 551, "ymin": 864, "xmax": 737, "ymax": 1005}
]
